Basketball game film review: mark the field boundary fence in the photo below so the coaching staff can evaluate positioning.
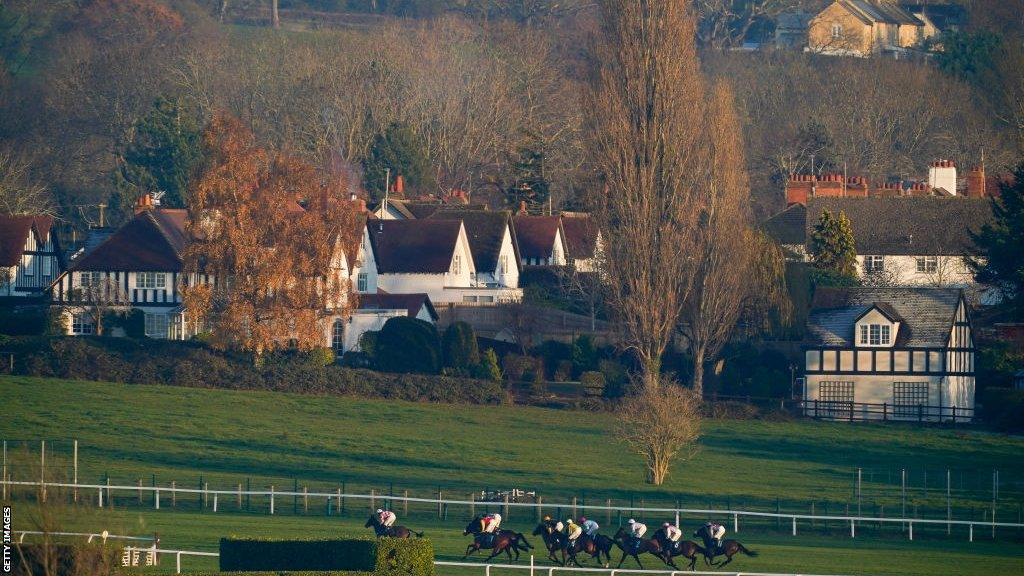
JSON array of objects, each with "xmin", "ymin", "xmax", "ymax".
[{"xmin": 4, "ymin": 479, "xmax": 1023, "ymax": 544}]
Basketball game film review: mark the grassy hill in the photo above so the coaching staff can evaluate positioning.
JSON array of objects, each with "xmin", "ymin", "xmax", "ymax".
[{"xmin": 3, "ymin": 375, "xmax": 1023, "ymax": 575}]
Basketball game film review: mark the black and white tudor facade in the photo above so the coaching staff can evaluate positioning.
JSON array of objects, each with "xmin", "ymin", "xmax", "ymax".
[{"xmin": 803, "ymin": 287, "xmax": 975, "ymax": 422}]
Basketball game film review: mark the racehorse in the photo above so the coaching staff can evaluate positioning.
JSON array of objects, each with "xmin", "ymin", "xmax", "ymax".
[
  {"xmin": 650, "ymin": 528, "xmax": 706, "ymax": 571},
  {"xmin": 693, "ymin": 525, "xmax": 759, "ymax": 568},
  {"xmin": 611, "ymin": 526, "xmax": 663, "ymax": 569},
  {"xmin": 463, "ymin": 516, "xmax": 533, "ymax": 562},
  {"xmin": 567, "ymin": 532, "xmax": 616, "ymax": 568},
  {"xmin": 364, "ymin": 514, "xmax": 424, "ymax": 538},
  {"xmin": 532, "ymin": 523, "xmax": 566, "ymax": 565}
]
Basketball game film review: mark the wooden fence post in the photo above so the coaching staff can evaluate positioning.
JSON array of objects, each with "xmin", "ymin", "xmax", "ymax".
[
  {"xmin": 470, "ymin": 493, "xmax": 475, "ymax": 518},
  {"xmin": 270, "ymin": 485, "xmax": 275, "ymax": 515},
  {"xmin": 403, "ymin": 490, "xmax": 409, "ymax": 516},
  {"xmin": 171, "ymin": 481, "xmax": 176, "ymax": 508},
  {"xmin": 370, "ymin": 488, "xmax": 375, "ymax": 512},
  {"xmin": 138, "ymin": 479, "xmax": 143, "ymax": 505},
  {"xmin": 237, "ymin": 484, "xmax": 242, "ymax": 509},
  {"xmin": 606, "ymin": 499, "xmax": 612, "ymax": 526}
]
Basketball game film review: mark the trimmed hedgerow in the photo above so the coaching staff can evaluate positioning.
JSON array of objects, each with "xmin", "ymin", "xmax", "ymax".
[
  {"xmin": 218, "ymin": 538, "xmax": 433, "ymax": 576},
  {"xmin": 7, "ymin": 336, "xmax": 506, "ymax": 405}
]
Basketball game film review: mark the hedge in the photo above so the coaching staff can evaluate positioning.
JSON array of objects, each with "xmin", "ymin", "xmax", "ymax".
[
  {"xmin": 219, "ymin": 538, "xmax": 434, "ymax": 576},
  {"xmin": 6, "ymin": 336, "xmax": 506, "ymax": 405}
]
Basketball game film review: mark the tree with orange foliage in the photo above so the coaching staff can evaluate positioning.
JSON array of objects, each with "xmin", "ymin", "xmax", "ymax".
[{"xmin": 182, "ymin": 114, "xmax": 361, "ymax": 357}]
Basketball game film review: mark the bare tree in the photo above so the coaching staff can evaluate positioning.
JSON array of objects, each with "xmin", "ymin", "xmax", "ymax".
[
  {"xmin": 0, "ymin": 149, "xmax": 53, "ymax": 215},
  {"xmin": 614, "ymin": 377, "xmax": 702, "ymax": 485},
  {"xmin": 588, "ymin": 0, "xmax": 716, "ymax": 390},
  {"xmin": 271, "ymin": 0, "xmax": 280, "ymax": 28},
  {"xmin": 70, "ymin": 275, "xmax": 131, "ymax": 336}
]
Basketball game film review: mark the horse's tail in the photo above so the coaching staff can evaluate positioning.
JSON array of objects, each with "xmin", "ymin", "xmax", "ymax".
[
  {"xmin": 517, "ymin": 534, "xmax": 534, "ymax": 549},
  {"xmin": 414, "ymin": 531, "xmax": 425, "ymax": 538},
  {"xmin": 737, "ymin": 543, "xmax": 758, "ymax": 557}
]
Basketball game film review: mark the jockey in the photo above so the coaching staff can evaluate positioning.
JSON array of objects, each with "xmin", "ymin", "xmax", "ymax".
[
  {"xmin": 553, "ymin": 518, "xmax": 565, "ymax": 533},
  {"xmin": 663, "ymin": 522, "xmax": 683, "ymax": 550},
  {"xmin": 565, "ymin": 519, "xmax": 583, "ymax": 546},
  {"xmin": 627, "ymin": 518, "xmax": 647, "ymax": 538},
  {"xmin": 705, "ymin": 521, "xmax": 726, "ymax": 551},
  {"xmin": 580, "ymin": 517, "xmax": 599, "ymax": 538},
  {"xmin": 376, "ymin": 508, "xmax": 396, "ymax": 528},
  {"xmin": 481, "ymin": 513, "xmax": 502, "ymax": 534}
]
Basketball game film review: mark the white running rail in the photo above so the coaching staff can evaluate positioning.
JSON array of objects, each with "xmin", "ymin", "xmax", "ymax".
[
  {"xmin": 13, "ymin": 530, "xmax": 155, "ymax": 544},
  {"xmin": 434, "ymin": 560, "xmax": 855, "ymax": 576},
  {"xmin": 124, "ymin": 547, "xmax": 219, "ymax": 574}
]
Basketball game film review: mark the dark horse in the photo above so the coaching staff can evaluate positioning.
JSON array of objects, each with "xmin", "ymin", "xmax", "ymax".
[
  {"xmin": 463, "ymin": 516, "xmax": 533, "ymax": 562},
  {"xmin": 532, "ymin": 522, "xmax": 566, "ymax": 565},
  {"xmin": 693, "ymin": 525, "xmax": 758, "ymax": 568},
  {"xmin": 650, "ymin": 528, "xmax": 706, "ymax": 571},
  {"xmin": 611, "ymin": 526, "xmax": 663, "ymax": 569},
  {"xmin": 364, "ymin": 514, "xmax": 423, "ymax": 538}
]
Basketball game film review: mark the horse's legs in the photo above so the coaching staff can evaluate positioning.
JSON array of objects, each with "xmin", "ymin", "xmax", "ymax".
[
  {"xmin": 633, "ymin": 554, "xmax": 643, "ymax": 570},
  {"xmin": 688, "ymin": 554, "xmax": 697, "ymax": 571},
  {"xmin": 463, "ymin": 543, "xmax": 479, "ymax": 560},
  {"xmin": 717, "ymin": 553, "xmax": 733, "ymax": 568},
  {"xmin": 616, "ymin": 552, "xmax": 627, "ymax": 569}
]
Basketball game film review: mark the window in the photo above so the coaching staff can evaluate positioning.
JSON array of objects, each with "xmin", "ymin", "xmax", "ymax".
[
  {"xmin": 144, "ymin": 314, "xmax": 169, "ymax": 339},
  {"xmin": 41, "ymin": 256, "xmax": 51, "ymax": 277},
  {"xmin": 893, "ymin": 382, "xmax": 929, "ymax": 417},
  {"xmin": 831, "ymin": 23, "xmax": 843, "ymax": 39},
  {"xmin": 864, "ymin": 255, "xmax": 884, "ymax": 274},
  {"xmin": 22, "ymin": 255, "xmax": 33, "ymax": 276},
  {"xmin": 817, "ymin": 381, "xmax": 854, "ymax": 418},
  {"xmin": 452, "ymin": 254, "xmax": 461, "ymax": 275},
  {"xmin": 552, "ymin": 247, "xmax": 562, "ymax": 264},
  {"xmin": 357, "ymin": 273, "xmax": 367, "ymax": 292},
  {"xmin": 463, "ymin": 295, "xmax": 478, "ymax": 303},
  {"xmin": 79, "ymin": 271, "xmax": 103, "ymax": 287},
  {"xmin": 136, "ymin": 272, "xmax": 165, "ymax": 289},
  {"xmin": 71, "ymin": 313, "xmax": 94, "ymax": 335},
  {"xmin": 500, "ymin": 255, "xmax": 508, "ymax": 275},
  {"xmin": 332, "ymin": 319, "xmax": 344, "ymax": 353},
  {"xmin": 916, "ymin": 256, "xmax": 938, "ymax": 273},
  {"xmin": 859, "ymin": 324, "xmax": 891, "ymax": 346}
]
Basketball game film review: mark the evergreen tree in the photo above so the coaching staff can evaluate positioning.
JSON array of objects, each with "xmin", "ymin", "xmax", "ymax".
[
  {"xmin": 363, "ymin": 122, "xmax": 434, "ymax": 201},
  {"xmin": 442, "ymin": 321, "xmax": 479, "ymax": 370},
  {"xmin": 478, "ymin": 348, "xmax": 503, "ymax": 382},
  {"xmin": 810, "ymin": 209, "xmax": 858, "ymax": 279},
  {"xmin": 375, "ymin": 316, "xmax": 442, "ymax": 374},
  {"xmin": 116, "ymin": 97, "xmax": 203, "ymax": 211},
  {"xmin": 505, "ymin": 144, "xmax": 550, "ymax": 212},
  {"xmin": 970, "ymin": 164, "xmax": 1024, "ymax": 319}
]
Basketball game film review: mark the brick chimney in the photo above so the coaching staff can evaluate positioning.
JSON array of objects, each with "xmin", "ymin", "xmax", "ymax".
[
  {"xmin": 393, "ymin": 175, "xmax": 405, "ymax": 196},
  {"xmin": 927, "ymin": 160, "xmax": 957, "ymax": 195},
  {"xmin": 134, "ymin": 193, "xmax": 155, "ymax": 215},
  {"xmin": 846, "ymin": 176, "xmax": 869, "ymax": 198},
  {"xmin": 517, "ymin": 200, "xmax": 528, "ymax": 215},
  {"xmin": 966, "ymin": 165, "xmax": 986, "ymax": 198},
  {"xmin": 785, "ymin": 174, "xmax": 815, "ymax": 206}
]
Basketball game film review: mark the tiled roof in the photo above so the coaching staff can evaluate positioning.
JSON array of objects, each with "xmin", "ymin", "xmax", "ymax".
[
  {"xmin": 513, "ymin": 215, "xmax": 562, "ymax": 260},
  {"xmin": 0, "ymin": 214, "xmax": 53, "ymax": 266},
  {"xmin": 762, "ymin": 203, "xmax": 807, "ymax": 246},
  {"xmin": 69, "ymin": 209, "xmax": 187, "ymax": 272},
  {"xmin": 560, "ymin": 215, "xmax": 599, "ymax": 260},
  {"xmin": 426, "ymin": 209, "xmax": 516, "ymax": 273},
  {"xmin": 806, "ymin": 286, "xmax": 962, "ymax": 347},
  {"xmin": 359, "ymin": 292, "xmax": 437, "ymax": 320},
  {"xmin": 805, "ymin": 197, "xmax": 991, "ymax": 255},
  {"xmin": 841, "ymin": 0, "xmax": 921, "ymax": 25},
  {"xmin": 367, "ymin": 219, "xmax": 462, "ymax": 274}
]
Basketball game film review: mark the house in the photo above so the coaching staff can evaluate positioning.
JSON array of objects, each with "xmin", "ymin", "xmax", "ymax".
[
  {"xmin": 782, "ymin": 162, "xmax": 995, "ymax": 206},
  {"xmin": 559, "ymin": 212, "xmax": 602, "ymax": 272},
  {"xmin": 803, "ymin": 286, "xmax": 975, "ymax": 421},
  {"xmin": 51, "ymin": 204, "xmax": 192, "ymax": 338},
  {"xmin": 425, "ymin": 209, "xmax": 521, "ymax": 294},
  {"xmin": 513, "ymin": 214, "xmax": 567, "ymax": 267},
  {"xmin": 762, "ymin": 203, "xmax": 808, "ymax": 261},
  {"xmin": 330, "ymin": 293, "xmax": 437, "ymax": 354},
  {"xmin": 0, "ymin": 214, "xmax": 62, "ymax": 299},
  {"xmin": 903, "ymin": 3, "xmax": 964, "ymax": 38},
  {"xmin": 366, "ymin": 219, "xmax": 518, "ymax": 305},
  {"xmin": 807, "ymin": 0, "xmax": 928, "ymax": 57},
  {"xmin": 775, "ymin": 11, "xmax": 812, "ymax": 49}
]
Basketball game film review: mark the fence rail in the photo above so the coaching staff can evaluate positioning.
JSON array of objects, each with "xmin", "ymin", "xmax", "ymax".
[
  {"xmin": 13, "ymin": 530, "xmax": 156, "ymax": 544},
  {"xmin": 802, "ymin": 400, "xmax": 974, "ymax": 423},
  {"xmin": 4, "ymin": 479, "xmax": 1021, "ymax": 542}
]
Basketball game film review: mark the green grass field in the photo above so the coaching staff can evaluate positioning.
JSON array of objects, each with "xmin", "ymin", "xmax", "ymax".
[{"xmin": 2, "ymin": 375, "xmax": 1024, "ymax": 575}]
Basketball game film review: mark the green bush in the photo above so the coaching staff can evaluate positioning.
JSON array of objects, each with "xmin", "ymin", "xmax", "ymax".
[
  {"xmin": 0, "ymin": 306, "xmax": 52, "ymax": 336},
  {"xmin": 219, "ymin": 538, "xmax": 433, "ymax": 576},
  {"xmin": 981, "ymin": 387, "xmax": 1024, "ymax": 432},
  {"xmin": 579, "ymin": 371, "xmax": 606, "ymax": 396},
  {"xmin": 375, "ymin": 317, "xmax": 441, "ymax": 374},
  {"xmin": 441, "ymin": 321, "xmax": 479, "ymax": 370},
  {"xmin": 8, "ymin": 336, "xmax": 505, "ymax": 405},
  {"xmin": 477, "ymin": 348, "xmax": 502, "ymax": 382}
]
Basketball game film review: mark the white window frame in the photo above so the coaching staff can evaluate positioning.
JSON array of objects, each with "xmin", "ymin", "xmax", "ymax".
[
  {"xmin": 864, "ymin": 255, "xmax": 884, "ymax": 274},
  {"xmin": 136, "ymin": 272, "xmax": 166, "ymax": 289},
  {"xmin": 41, "ymin": 256, "xmax": 52, "ymax": 277},
  {"xmin": 332, "ymin": 319, "xmax": 345, "ymax": 353},
  {"xmin": 831, "ymin": 23, "xmax": 843, "ymax": 39},
  {"xmin": 859, "ymin": 323, "xmax": 891, "ymax": 346},
  {"xmin": 79, "ymin": 271, "xmax": 103, "ymax": 287},
  {"xmin": 22, "ymin": 255, "xmax": 33, "ymax": 276},
  {"xmin": 357, "ymin": 272, "xmax": 368, "ymax": 292},
  {"xmin": 916, "ymin": 256, "xmax": 938, "ymax": 274},
  {"xmin": 71, "ymin": 313, "xmax": 94, "ymax": 335},
  {"xmin": 452, "ymin": 254, "xmax": 461, "ymax": 275},
  {"xmin": 144, "ymin": 313, "xmax": 169, "ymax": 339},
  {"xmin": 500, "ymin": 254, "xmax": 508, "ymax": 275}
]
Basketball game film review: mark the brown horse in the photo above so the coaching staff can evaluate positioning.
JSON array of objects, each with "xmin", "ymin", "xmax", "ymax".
[
  {"xmin": 463, "ymin": 517, "xmax": 533, "ymax": 562},
  {"xmin": 612, "ymin": 526, "xmax": 663, "ymax": 569},
  {"xmin": 694, "ymin": 525, "xmax": 759, "ymax": 568},
  {"xmin": 566, "ymin": 533, "xmax": 616, "ymax": 568},
  {"xmin": 364, "ymin": 514, "xmax": 423, "ymax": 538},
  {"xmin": 651, "ymin": 528, "xmax": 706, "ymax": 571},
  {"xmin": 532, "ymin": 522, "xmax": 566, "ymax": 565}
]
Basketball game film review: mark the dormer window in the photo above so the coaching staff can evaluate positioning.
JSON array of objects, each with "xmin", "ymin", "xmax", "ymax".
[{"xmin": 859, "ymin": 324, "xmax": 891, "ymax": 346}]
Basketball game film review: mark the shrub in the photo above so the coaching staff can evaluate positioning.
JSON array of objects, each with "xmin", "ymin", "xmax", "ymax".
[
  {"xmin": 579, "ymin": 371, "xmax": 606, "ymax": 396},
  {"xmin": 571, "ymin": 335, "xmax": 599, "ymax": 376},
  {"xmin": 501, "ymin": 353, "xmax": 534, "ymax": 381},
  {"xmin": 981, "ymin": 387, "xmax": 1024, "ymax": 432},
  {"xmin": 12, "ymin": 543, "xmax": 121, "ymax": 576},
  {"xmin": 306, "ymin": 348, "xmax": 336, "ymax": 367},
  {"xmin": 441, "ymin": 322, "xmax": 479, "ymax": 370},
  {"xmin": 477, "ymin": 348, "xmax": 502, "ymax": 382},
  {"xmin": 219, "ymin": 538, "xmax": 434, "ymax": 576},
  {"xmin": 0, "ymin": 306, "xmax": 52, "ymax": 336},
  {"xmin": 533, "ymin": 340, "xmax": 571, "ymax": 378},
  {"xmin": 598, "ymin": 359, "xmax": 628, "ymax": 398},
  {"xmin": 375, "ymin": 317, "xmax": 441, "ymax": 374}
]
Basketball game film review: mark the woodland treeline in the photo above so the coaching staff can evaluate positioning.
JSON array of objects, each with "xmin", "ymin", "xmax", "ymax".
[{"xmin": 0, "ymin": 0, "xmax": 1021, "ymax": 226}]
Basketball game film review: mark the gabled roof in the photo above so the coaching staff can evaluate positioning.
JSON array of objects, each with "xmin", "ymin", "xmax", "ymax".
[
  {"xmin": 560, "ymin": 214, "xmax": 600, "ymax": 260},
  {"xmin": 838, "ymin": 0, "xmax": 922, "ymax": 26},
  {"xmin": 426, "ymin": 209, "xmax": 518, "ymax": 273},
  {"xmin": 806, "ymin": 287, "xmax": 962, "ymax": 347},
  {"xmin": 0, "ymin": 214, "xmax": 53, "ymax": 266},
  {"xmin": 69, "ymin": 209, "xmax": 188, "ymax": 272},
  {"xmin": 805, "ymin": 197, "xmax": 992, "ymax": 255},
  {"xmin": 359, "ymin": 292, "xmax": 438, "ymax": 321},
  {"xmin": 762, "ymin": 203, "xmax": 807, "ymax": 246},
  {"xmin": 513, "ymin": 215, "xmax": 563, "ymax": 260},
  {"xmin": 854, "ymin": 301, "xmax": 902, "ymax": 324},
  {"xmin": 903, "ymin": 3, "xmax": 964, "ymax": 31},
  {"xmin": 367, "ymin": 219, "xmax": 464, "ymax": 274}
]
